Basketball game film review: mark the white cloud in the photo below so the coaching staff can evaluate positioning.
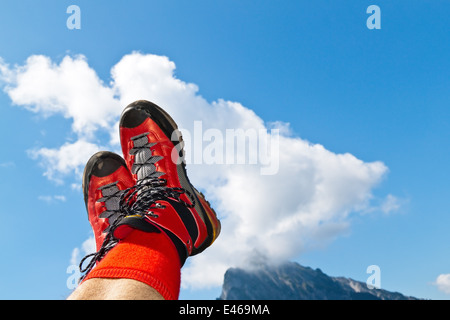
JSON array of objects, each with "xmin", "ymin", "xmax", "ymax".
[
  {"xmin": 28, "ymin": 139, "xmax": 101, "ymax": 184},
  {"xmin": 38, "ymin": 195, "xmax": 67, "ymax": 204},
  {"xmin": 0, "ymin": 161, "xmax": 15, "ymax": 168},
  {"xmin": 0, "ymin": 52, "xmax": 391, "ymax": 289},
  {"xmin": 3, "ymin": 55, "xmax": 121, "ymax": 138},
  {"xmin": 360, "ymin": 193, "xmax": 406, "ymax": 216},
  {"xmin": 435, "ymin": 274, "xmax": 450, "ymax": 294},
  {"xmin": 182, "ymin": 139, "xmax": 387, "ymax": 288},
  {"xmin": 380, "ymin": 194, "xmax": 403, "ymax": 214}
]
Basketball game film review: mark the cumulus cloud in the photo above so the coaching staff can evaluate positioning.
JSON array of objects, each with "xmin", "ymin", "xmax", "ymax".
[
  {"xmin": 182, "ymin": 140, "xmax": 386, "ymax": 288},
  {"xmin": 0, "ymin": 52, "xmax": 391, "ymax": 289},
  {"xmin": 435, "ymin": 274, "xmax": 450, "ymax": 295},
  {"xmin": 3, "ymin": 55, "xmax": 121, "ymax": 138}
]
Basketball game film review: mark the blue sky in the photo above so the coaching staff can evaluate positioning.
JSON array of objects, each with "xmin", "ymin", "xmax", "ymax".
[{"xmin": 0, "ymin": 1, "xmax": 449, "ymax": 300}]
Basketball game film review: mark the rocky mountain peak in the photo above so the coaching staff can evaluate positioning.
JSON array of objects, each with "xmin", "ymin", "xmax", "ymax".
[{"xmin": 219, "ymin": 261, "xmax": 418, "ymax": 300}]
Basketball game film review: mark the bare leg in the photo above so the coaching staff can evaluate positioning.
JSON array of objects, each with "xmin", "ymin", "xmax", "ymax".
[{"xmin": 67, "ymin": 278, "xmax": 164, "ymax": 300}]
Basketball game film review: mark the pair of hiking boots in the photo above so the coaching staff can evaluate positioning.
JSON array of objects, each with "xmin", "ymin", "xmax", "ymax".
[{"xmin": 80, "ymin": 100, "xmax": 221, "ymax": 278}]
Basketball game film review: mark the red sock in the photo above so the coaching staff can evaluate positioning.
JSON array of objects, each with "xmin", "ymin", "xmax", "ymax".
[{"xmin": 83, "ymin": 230, "xmax": 181, "ymax": 300}]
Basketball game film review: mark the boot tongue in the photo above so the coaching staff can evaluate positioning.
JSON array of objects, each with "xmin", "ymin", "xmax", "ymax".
[
  {"xmin": 135, "ymin": 148, "xmax": 155, "ymax": 180},
  {"xmin": 130, "ymin": 133, "xmax": 163, "ymax": 181}
]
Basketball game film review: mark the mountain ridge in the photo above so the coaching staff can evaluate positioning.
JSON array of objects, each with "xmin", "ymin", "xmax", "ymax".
[{"xmin": 218, "ymin": 261, "xmax": 419, "ymax": 300}]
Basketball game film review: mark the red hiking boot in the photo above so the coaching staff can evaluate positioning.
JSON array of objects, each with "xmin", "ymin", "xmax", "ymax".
[{"xmin": 119, "ymin": 100, "xmax": 221, "ymax": 261}]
